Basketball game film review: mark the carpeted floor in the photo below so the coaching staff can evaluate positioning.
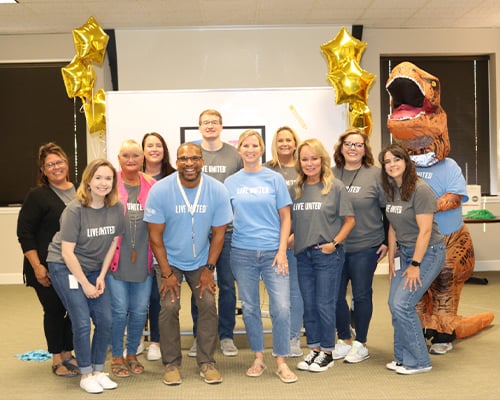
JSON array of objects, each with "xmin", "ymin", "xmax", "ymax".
[{"xmin": 1, "ymin": 272, "xmax": 499, "ymax": 400}]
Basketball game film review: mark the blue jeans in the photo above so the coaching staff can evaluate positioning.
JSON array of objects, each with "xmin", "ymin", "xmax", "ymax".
[
  {"xmin": 287, "ymin": 249, "xmax": 304, "ymax": 340},
  {"xmin": 296, "ymin": 245, "xmax": 344, "ymax": 352},
  {"xmin": 230, "ymin": 247, "xmax": 291, "ymax": 357},
  {"xmin": 106, "ymin": 274, "xmax": 152, "ymax": 358},
  {"xmin": 191, "ymin": 230, "xmax": 237, "ymax": 339},
  {"xmin": 148, "ymin": 271, "xmax": 161, "ymax": 343},
  {"xmin": 389, "ymin": 241, "xmax": 445, "ymax": 369},
  {"xmin": 48, "ymin": 262, "xmax": 112, "ymax": 375},
  {"xmin": 336, "ymin": 246, "xmax": 379, "ymax": 343}
]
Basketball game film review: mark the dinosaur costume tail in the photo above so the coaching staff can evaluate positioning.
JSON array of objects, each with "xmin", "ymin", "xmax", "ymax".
[{"xmin": 455, "ymin": 313, "xmax": 495, "ymax": 339}]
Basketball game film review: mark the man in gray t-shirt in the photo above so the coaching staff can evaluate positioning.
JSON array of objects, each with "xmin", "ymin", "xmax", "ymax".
[{"xmin": 188, "ymin": 109, "xmax": 242, "ymax": 358}]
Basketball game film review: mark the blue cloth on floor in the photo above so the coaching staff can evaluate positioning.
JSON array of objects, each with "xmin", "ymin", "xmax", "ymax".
[{"xmin": 16, "ymin": 349, "xmax": 52, "ymax": 362}]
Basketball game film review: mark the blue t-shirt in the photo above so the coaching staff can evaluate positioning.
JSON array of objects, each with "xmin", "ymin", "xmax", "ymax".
[
  {"xmin": 144, "ymin": 172, "xmax": 232, "ymax": 271},
  {"xmin": 416, "ymin": 158, "xmax": 468, "ymax": 235},
  {"xmin": 225, "ymin": 168, "xmax": 292, "ymax": 250}
]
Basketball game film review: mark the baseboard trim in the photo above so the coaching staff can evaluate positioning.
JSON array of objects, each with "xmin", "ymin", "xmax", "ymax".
[
  {"xmin": 375, "ymin": 260, "xmax": 500, "ymax": 275},
  {"xmin": 0, "ymin": 273, "xmax": 24, "ymax": 285}
]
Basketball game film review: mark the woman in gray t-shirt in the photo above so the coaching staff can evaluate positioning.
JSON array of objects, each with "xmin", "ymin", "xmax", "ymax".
[{"xmin": 379, "ymin": 143, "xmax": 445, "ymax": 375}]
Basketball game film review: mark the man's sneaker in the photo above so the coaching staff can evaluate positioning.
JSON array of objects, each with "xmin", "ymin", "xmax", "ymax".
[
  {"xmin": 289, "ymin": 337, "xmax": 303, "ymax": 358},
  {"xmin": 308, "ymin": 351, "xmax": 334, "ymax": 372},
  {"xmin": 147, "ymin": 343, "xmax": 162, "ymax": 361},
  {"xmin": 80, "ymin": 375, "xmax": 103, "ymax": 394},
  {"xmin": 188, "ymin": 339, "xmax": 197, "ymax": 358},
  {"xmin": 163, "ymin": 365, "xmax": 182, "ymax": 386},
  {"xmin": 429, "ymin": 342, "xmax": 453, "ymax": 355},
  {"xmin": 386, "ymin": 361, "xmax": 402, "ymax": 371},
  {"xmin": 297, "ymin": 350, "xmax": 320, "ymax": 371},
  {"xmin": 220, "ymin": 338, "xmax": 238, "ymax": 357},
  {"xmin": 331, "ymin": 339, "xmax": 351, "ymax": 360},
  {"xmin": 396, "ymin": 365, "xmax": 432, "ymax": 375},
  {"xmin": 344, "ymin": 340, "xmax": 369, "ymax": 363},
  {"xmin": 93, "ymin": 372, "xmax": 118, "ymax": 390},
  {"xmin": 200, "ymin": 363, "xmax": 223, "ymax": 384}
]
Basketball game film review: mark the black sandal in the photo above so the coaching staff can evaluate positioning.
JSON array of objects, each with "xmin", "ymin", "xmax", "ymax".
[
  {"xmin": 52, "ymin": 363, "xmax": 78, "ymax": 377},
  {"xmin": 62, "ymin": 356, "xmax": 80, "ymax": 374}
]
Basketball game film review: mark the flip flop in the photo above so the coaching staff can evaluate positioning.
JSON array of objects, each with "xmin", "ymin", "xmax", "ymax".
[
  {"xmin": 246, "ymin": 358, "xmax": 267, "ymax": 377},
  {"xmin": 275, "ymin": 363, "xmax": 298, "ymax": 383},
  {"xmin": 52, "ymin": 363, "xmax": 78, "ymax": 378}
]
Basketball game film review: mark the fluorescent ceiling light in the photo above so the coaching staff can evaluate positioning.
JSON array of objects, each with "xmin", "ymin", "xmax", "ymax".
[{"xmin": 0, "ymin": 0, "xmax": 19, "ymax": 3}]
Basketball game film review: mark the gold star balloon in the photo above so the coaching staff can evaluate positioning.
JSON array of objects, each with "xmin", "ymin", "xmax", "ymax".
[
  {"xmin": 327, "ymin": 59, "xmax": 376, "ymax": 105},
  {"xmin": 72, "ymin": 16, "xmax": 109, "ymax": 65},
  {"xmin": 320, "ymin": 26, "xmax": 367, "ymax": 72},
  {"xmin": 84, "ymin": 88, "xmax": 106, "ymax": 136},
  {"xmin": 349, "ymin": 101, "xmax": 373, "ymax": 135},
  {"xmin": 61, "ymin": 56, "xmax": 95, "ymax": 100}
]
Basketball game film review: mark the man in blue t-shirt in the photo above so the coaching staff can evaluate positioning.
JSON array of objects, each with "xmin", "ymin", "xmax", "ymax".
[{"xmin": 144, "ymin": 142, "xmax": 232, "ymax": 386}]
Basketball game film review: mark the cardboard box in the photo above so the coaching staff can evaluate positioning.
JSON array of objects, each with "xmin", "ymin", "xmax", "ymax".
[{"xmin": 462, "ymin": 185, "xmax": 482, "ymax": 215}]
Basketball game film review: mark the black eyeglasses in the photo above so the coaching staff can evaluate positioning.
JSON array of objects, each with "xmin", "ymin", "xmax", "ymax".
[
  {"xmin": 343, "ymin": 141, "xmax": 365, "ymax": 149},
  {"xmin": 45, "ymin": 160, "xmax": 66, "ymax": 169},
  {"xmin": 177, "ymin": 156, "xmax": 203, "ymax": 163}
]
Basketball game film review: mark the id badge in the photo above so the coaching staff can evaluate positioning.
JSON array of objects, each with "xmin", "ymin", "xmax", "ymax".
[{"xmin": 68, "ymin": 274, "xmax": 79, "ymax": 289}]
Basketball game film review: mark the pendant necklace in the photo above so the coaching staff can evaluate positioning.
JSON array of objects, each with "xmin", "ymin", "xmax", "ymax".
[{"xmin": 130, "ymin": 215, "xmax": 137, "ymax": 263}]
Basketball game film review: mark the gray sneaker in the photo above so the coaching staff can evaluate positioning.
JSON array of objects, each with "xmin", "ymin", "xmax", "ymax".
[
  {"xmin": 220, "ymin": 338, "xmax": 238, "ymax": 357},
  {"xmin": 429, "ymin": 342, "xmax": 453, "ymax": 354},
  {"xmin": 188, "ymin": 339, "xmax": 197, "ymax": 358},
  {"xmin": 289, "ymin": 337, "xmax": 303, "ymax": 358},
  {"xmin": 331, "ymin": 339, "xmax": 351, "ymax": 360}
]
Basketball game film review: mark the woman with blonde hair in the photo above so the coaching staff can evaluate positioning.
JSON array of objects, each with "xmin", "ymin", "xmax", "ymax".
[
  {"xmin": 292, "ymin": 138, "xmax": 355, "ymax": 373},
  {"xmin": 47, "ymin": 159, "xmax": 125, "ymax": 393},
  {"xmin": 225, "ymin": 129, "xmax": 297, "ymax": 383}
]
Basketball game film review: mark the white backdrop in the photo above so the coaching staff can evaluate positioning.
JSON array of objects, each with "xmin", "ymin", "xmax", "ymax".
[{"xmin": 105, "ymin": 87, "xmax": 347, "ymax": 168}]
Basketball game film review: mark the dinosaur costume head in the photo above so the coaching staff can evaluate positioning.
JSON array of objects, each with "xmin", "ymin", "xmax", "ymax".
[{"xmin": 386, "ymin": 61, "xmax": 450, "ymax": 166}]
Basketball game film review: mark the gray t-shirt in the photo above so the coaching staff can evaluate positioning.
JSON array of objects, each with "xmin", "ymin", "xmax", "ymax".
[
  {"xmin": 201, "ymin": 143, "xmax": 242, "ymax": 183},
  {"xmin": 110, "ymin": 184, "xmax": 149, "ymax": 282},
  {"xmin": 265, "ymin": 163, "xmax": 297, "ymax": 188},
  {"xmin": 47, "ymin": 199, "xmax": 125, "ymax": 273},
  {"xmin": 291, "ymin": 178, "xmax": 354, "ymax": 255},
  {"xmin": 332, "ymin": 166, "xmax": 386, "ymax": 252},
  {"xmin": 385, "ymin": 178, "xmax": 443, "ymax": 248}
]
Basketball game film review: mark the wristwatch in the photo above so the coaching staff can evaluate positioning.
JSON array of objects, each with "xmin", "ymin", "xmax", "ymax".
[
  {"xmin": 411, "ymin": 260, "xmax": 421, "ymax": 267},
  {"xmin": 332, "ymin": 240, "xmax": 340, "ymax": 250},
  {"xmin": 204, "ymin": 263, "xmax": 216, "ymax": 271}
]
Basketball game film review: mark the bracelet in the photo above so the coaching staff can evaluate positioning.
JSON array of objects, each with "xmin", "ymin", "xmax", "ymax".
[{"xmin": 161, "ymin": 271, "xmax": 174, "ymax": 279}]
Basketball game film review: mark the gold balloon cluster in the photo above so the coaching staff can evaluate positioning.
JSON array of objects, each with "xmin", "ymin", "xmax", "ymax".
[
  {"xmin": 61, "ymin": 16, "xmax": 109, "ymax": 135},
  {"xmin": 321, "ymin": 27, "xmax": 375, "ymax": 134}
]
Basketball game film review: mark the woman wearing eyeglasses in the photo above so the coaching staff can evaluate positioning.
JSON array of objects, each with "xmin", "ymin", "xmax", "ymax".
[
  {"xmin": 17, "ymin": 142, "xmax": 78, "ymax": 377},
  {"xmin": 331, "ymin": 128, "xmax": 388, "ymax": 364}
]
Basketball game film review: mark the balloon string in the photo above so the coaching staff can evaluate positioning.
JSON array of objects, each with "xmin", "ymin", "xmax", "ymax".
[{"xmin": 73, "ymin": 98, "xmax": 78, "ymax": 184}]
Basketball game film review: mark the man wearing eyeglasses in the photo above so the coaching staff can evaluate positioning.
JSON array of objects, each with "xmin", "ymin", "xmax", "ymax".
[
  {"xmin": 144, "ymin": 142, "xmax": 232, "ymax": 386},
  {"xmin": 187, "ymin": 110, "xmax": 243, "ymax": 359}
]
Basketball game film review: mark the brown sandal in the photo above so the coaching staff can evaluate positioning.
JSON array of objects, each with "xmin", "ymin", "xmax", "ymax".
[
  {"xmin": 246, "ymin": 358, "xmax": 267, "ymax": 377},
  {"xmin": 52, "ymin": 363, "xmax": 78, "ymax": 377},
  {"xmin": 111, "ymin": 357, "xmax": 130, "ymax": 378},
  {"xmin": 126, "ymin": 356, "xmax": 144, "ymax": 374}
]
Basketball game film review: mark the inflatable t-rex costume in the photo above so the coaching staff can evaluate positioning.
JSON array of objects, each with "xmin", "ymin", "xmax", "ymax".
[{"xmin": 385, "ymin": 61, "xmax": 494, "ymax": 353}]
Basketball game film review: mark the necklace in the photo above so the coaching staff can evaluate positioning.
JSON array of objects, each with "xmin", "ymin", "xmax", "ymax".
[
  {"xmin": 125, "ymin": 184, "xmax": 140, "ymax": 263},
  {"xmin": 341, "ymin": 167, "xmax": 361, "ymax": 192}
]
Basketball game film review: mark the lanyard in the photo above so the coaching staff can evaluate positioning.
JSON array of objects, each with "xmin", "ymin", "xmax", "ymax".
[{"xmin": 177, "ymin": 175, "xmax": 203, "ymax": 258}]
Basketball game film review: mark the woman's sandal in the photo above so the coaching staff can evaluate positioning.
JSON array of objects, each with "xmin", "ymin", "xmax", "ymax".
[
  {"xmin": 126, "ymin": 356, "xmax": 145, "ymax": 375},
  {"xmin": 246, "ymin": 358, "xmax": 267, "ymax": 377},
  {"xmin": 52, "ymin": 363, "xmax": 78, "ymax": 378},
  {"xmin": 111, "ymin": 357, "xmax": 131, "ymax": 378},
  {"xmin": 62, "ymin": 356, "xmax": 79, "ymax": 374},
  {"xmin": 275, "ymin": 363, "xmax": 298, "ymax": 384}
]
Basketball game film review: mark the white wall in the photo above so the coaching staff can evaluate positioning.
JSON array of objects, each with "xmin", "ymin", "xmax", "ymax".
[{"xmin": 1, "ymin": 26, "xmax": 500, "ymax": 283}]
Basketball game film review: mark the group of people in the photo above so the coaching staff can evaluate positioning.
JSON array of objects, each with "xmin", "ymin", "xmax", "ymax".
[{"xmin": 17, "ymin": 108, "xmax": 447, "ymax": 394}]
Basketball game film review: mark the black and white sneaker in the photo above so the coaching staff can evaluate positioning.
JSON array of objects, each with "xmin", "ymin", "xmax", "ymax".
[
  {"xmin": 297, "ymin": 350, "xmax": 319, "ymax": 371},
  {"xmin": 308, "ymin": 351, "xmax": 334, "ymax": 372}
]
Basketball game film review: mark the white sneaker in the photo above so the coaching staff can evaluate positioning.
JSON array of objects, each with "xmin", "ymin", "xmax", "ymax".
[
  {"xmin": 93, "ymin": 372, "xmax": 118, "ymax": 390},
  {"xmin": 80, "ymin": 375, "xmax": 103, "ymax": 394},
  {"xmin": 188, "ymin": 339, "xmax": 197, "ymax": 358},
  {"xmin": 289, "ymin": 337, "xmax": 303, "ymax": 358},
  {"xmin": 429, "ymin": 342, "xmax": 453, "ymax": 355},
  {"xmin": 331, "ymin": 339, "xmax": 352, "ymax": 360},
  {"xmin": 220, "ymin": 338, "xmax": 238, "ymax": 357},
  {"xmin": 396, "ymin": 365, "xmax": 432, "ymax": 375},
  {"xmin": 147, "ymin": 343, "xmax": 162, "ymax": 361},
  {"xmin": 344, "ymin": 340, "xmax": 369, "ymax": 363},
  {"xmin": 386, "ymin": 361, "xmax": 402, "ymax": 371}
]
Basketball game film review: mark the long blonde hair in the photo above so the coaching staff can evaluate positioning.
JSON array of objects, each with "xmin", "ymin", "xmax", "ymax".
[
  {"xmin": 76, "ymin": 159, "xmax": 119, "ymax": 207},
  {"xmin": 268, "ymin": 126, "xmax": 301, "ymax": 168},
  {"xmin": 294, "ymin": 138, "xmax": 333, "ymax": 199}
]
